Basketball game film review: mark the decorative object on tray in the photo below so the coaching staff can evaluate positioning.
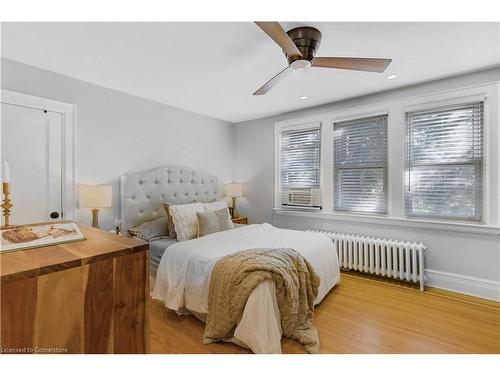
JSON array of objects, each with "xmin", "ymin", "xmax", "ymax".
[
  {"xmin": 1, "ymin": 221, "xmax": 85, "ymax": 253},
  {"xmin": 1, "ymin": 161, "xmax": 13, "ymax": 228},
  {"xmin": 79, "ymin": 184, "xmax": 112, "ymax": 228},
  {"xmin": 224, "ymin": 182, "xmax": 243, "ymax": 219}
]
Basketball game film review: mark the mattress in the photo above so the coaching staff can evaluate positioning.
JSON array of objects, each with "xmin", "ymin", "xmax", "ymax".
[
  {"xmin": 148, "ymin": 237, "xmax": 178, "ymax": 273},
  {"xmin": 152, "ymin": 223, "xmax": 340, "ymax": 353}
]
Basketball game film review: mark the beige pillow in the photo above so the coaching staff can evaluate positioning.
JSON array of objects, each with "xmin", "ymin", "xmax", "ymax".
[
  {"xmin": 203, "ymin": 199, "xmax": 228, "ymax": 212},
  {"xmin": 197, "ymin": 207, "xmax": 234, "ymax": 237},
  {"xmin": 203, "ymin": 199, "xmax": 233, "ymax": 223},
  {"xmin": 168, "ymin": 202, "xmax": 205, "ymax": 241},
  {"xmin": 163, "ymin": 202, "xmax": 177, "ymax": 239}
]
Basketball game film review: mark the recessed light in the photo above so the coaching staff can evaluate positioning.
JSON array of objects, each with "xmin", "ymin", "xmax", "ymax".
[
  {"xmin": 387, "ymin": 74, "xmax": 397, "ymax": 80},
  {"xmin": 299, "ymin": 96, "xmax": 308, "ymax": 100}
]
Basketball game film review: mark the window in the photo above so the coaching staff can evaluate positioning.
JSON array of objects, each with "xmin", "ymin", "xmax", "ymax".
[
  {"xmin": 333, "ymin": 115, "xmax": 388, "ymax": 214},
  {"xmin": 405, "ymin": 102, "xmax": 483, "ymax": 222},
  {"xmin": 280, "ymin": 126, "xmax": 321, "ymax": 208}
]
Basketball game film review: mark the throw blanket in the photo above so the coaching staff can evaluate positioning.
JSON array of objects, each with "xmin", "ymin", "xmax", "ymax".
[{"xmin": 203, "ymin": 248, "xmax": 321, "ymax": 353}]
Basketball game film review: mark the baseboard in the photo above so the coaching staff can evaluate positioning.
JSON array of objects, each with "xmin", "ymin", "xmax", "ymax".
[{"xmin": 425, "ymin": 269, "xmax": 500, "ymax": 302}]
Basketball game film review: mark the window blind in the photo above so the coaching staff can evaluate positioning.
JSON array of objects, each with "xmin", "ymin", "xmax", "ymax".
[
  {"xmin": 333, "ymin": 115, "xmax": 388, "ymax": 214},
  {"xmin": 405, "ymin": 101, "xmax": 483, "ymax": 222},
  {"xmin": 280, "ymin": 126, "xmax": 321, "ymax": 191}
]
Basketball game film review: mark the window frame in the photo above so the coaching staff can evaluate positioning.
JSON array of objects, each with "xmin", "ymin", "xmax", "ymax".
[
  {"xmin": 275, "ymin": 121, "xmax": 323, "ymax": 210},
  {"xmin": 404, "ymin": 101, "xmax": 484, "ymax": 222},
  {"xmin": 333, "ymin": 114, "xmax": 389, "ymax": 215},
  {"xmin": 273, "ymin": 82, "xmax": 497, "ymax": 232}
]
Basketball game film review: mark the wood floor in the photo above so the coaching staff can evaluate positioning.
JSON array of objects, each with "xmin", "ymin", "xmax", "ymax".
[{"xmin": 150, "ymin": 273, "xmax": 500, "ymax": 354}]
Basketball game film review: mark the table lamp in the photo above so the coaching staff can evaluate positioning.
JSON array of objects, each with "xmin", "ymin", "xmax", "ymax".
[
  {"xmin": 224, "ymin": 183, "xmax": 243, "ymax": 219},
  {"xmin": 79, "ymin": 184, "xmax": 112, "ymax": 228}
]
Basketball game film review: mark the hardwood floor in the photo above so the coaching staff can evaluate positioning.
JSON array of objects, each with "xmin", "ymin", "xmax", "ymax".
[{"xmin": 150, "ymin": 272, "xmax": 500, "ymax": 354}]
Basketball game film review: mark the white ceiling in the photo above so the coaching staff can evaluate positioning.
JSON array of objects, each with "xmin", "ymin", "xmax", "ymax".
[{"xmin": 2, "ymin": 22, "xmax": 499, "ymax": 123}]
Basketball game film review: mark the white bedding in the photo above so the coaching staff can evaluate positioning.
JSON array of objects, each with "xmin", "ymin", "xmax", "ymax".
[{"xmin": 152, "ymin": 223, "xmax": 340, "ymax": 353}]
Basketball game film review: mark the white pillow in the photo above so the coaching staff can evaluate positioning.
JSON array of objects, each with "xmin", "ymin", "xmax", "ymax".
[
  {"xmin": 203, "ymin": 199, "xmax": 228, "ymax": 212},
  {"xmin": 169, "ymin": 202, "xmax": 205, "ymax": 241},
  {"xmin": 203, "ymin": 199, "xmax": 233, "ymax": 223},
  {"xmin": 197, "ymin": 207, "xmax": 234, "ymax": 237}
]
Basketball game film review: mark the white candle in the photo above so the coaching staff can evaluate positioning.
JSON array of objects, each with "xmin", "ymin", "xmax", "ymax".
[{"xmin": 2, "ymin": 161, "xmax": 9, "ymax": 183}]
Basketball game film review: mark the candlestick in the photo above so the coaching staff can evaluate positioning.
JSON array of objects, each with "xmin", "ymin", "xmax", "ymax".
[
  {"xmin": 2, "ymin": 161, "xmax": 9, "ymax": 183},
  {"xmin": 2, "ymin": 182, "xmax": 13, "ymax": 228}
]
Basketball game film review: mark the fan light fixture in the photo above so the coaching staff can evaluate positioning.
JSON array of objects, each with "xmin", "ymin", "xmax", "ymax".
[{"xmin": 253, "ymin": 22, "xmax": 392, "ymax": 95}]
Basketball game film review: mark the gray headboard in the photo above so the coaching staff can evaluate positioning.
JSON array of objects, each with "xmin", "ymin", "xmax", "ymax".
[{"xmin": 120, "ymin": 165, "xmax": 220, "ymax": 233}]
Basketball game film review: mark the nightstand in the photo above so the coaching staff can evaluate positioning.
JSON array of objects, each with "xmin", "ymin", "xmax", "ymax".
[{"xmin": 232, "ymin": 217, "xmax": 248, "ymax": 225}]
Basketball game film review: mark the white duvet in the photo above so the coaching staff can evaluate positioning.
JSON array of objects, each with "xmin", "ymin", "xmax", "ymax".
[{"xmin": 152, "ymin": 223, "xmax": 340, "ymax": 353}]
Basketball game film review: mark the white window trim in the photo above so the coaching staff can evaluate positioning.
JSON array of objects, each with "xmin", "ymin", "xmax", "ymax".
[
  {"xmin": 1, "ymin": 89, "xmax": 77, "ymax": 221},
  {"xmin": 402, "ymin": 93, "xmax": 490, "ymax": 224},
  {"xmin": 274, "ymin": 121, "xmax": 323, "ymax": 209},
  {"xmin": 332, "ymin": 112, "xmax": 389, "ymax": 216},
  {"xmin": 274, "ymin": 81, "xmax": 500, "ymax": 233}
]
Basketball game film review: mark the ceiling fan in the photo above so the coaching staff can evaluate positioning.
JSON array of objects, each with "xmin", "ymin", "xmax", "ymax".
[{"xmin": 253, "ymin": 22, "xmax": 392, "ymax": 95}]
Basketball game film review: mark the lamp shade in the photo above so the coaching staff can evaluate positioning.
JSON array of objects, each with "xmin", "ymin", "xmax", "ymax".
[
  {"xmin": 224, "ymin": 183, "xmax": 243, "ymax": 197},
  {"xmin": 79, "ymin": 184, "xmax": 112, "ymax": 208}
]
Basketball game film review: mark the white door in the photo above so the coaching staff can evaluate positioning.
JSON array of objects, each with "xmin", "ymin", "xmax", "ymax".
[{"xmin": 1, "ymin": 102, "xmax": 63, "ymax": 225}]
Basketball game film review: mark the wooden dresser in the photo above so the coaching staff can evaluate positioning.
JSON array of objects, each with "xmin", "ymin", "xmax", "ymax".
[{"xmin": 0, "ymin": 224, "xmax": 149, "ymax": 354}]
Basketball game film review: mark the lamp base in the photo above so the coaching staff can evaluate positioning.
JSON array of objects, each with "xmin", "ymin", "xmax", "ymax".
[
  {"xmin": 231, "ymin": 197, "xmax": 239, "ymax": 219},
  {"xmin": 91, "ymin": 208, "xmax": 100, "ymax": 228}
]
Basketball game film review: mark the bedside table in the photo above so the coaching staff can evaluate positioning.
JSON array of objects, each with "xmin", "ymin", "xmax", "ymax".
[{"xmin": 232, "ymin": 217, "xmax": 248, "ymax": 225}]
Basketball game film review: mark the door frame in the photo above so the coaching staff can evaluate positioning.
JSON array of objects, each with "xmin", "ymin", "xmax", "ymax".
[{"xmin": 1, "ymin": 89, "xmax": 76, "ymax": 221}]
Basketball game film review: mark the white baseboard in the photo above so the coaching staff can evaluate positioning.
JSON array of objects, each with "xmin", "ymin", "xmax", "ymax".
[{"xmin": 425, "ymin": 269, "xmax": 500, "ymax": 302}]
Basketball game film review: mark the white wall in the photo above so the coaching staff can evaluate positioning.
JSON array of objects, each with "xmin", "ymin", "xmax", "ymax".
[
  {"xmin": 235, "ymin": 67, "xmax": 500, "ymax": 301},
  {"xmin": 1, "ymin": 58, "xmax": 236, "ymax": 230},
  {"xmin": 2, "ymin": 56, "xmax": 499, "ymax": 300}
]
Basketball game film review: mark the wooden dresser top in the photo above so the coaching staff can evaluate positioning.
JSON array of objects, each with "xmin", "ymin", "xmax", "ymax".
[{"xmin": 1, "ymin": 224, "xmax": 148, "ymax": 283}]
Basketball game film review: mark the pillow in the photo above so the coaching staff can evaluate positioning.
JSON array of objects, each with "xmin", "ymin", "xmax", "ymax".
[
  {"xmin": 128, "ymin": 217, "xmax": 169, "ymax": 241},
  {"xmin": 203, "ymin": 199, "xmax": 228, "ymax": 212},
  {"xmin": 203, "ymin": 199, "xmax": 233, "ymax": 223},
  {"xmin": 168, "ymin": 202, "xmax": 205, "ymax": 241},
  {"xmin": 163, "ymin": 202, "xmax": 178, "ymax": 239},
  {"xmin": 163, "ymin": 200, "xmax": 198, "ymax": 239},
  {"xmin": 197, "ymin": 207, "xmax": 234, "ymax": 237}
]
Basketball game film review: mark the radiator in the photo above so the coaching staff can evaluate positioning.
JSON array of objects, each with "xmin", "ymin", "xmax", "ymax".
[{"xmin": 308, "ymin": 230, "xmax": 426, "ymax": 290}]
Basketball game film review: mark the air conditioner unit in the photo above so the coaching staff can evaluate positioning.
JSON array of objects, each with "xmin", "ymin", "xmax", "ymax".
[{"xmin": 281, "ymin": 189, "xmax": 322, "ymax": 209}]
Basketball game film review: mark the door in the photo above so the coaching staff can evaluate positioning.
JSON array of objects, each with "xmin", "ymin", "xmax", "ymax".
[{"xmin": 1, "ymin": 102, "xmax": 63, "ymax": 225}]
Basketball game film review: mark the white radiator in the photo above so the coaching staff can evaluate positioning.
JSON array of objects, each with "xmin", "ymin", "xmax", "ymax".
[{"xmin": 309, "ymin": 230, "xmax": 426, "ymax": 290}]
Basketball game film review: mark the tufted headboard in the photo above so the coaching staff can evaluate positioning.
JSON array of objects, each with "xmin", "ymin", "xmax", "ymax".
[{"xmin": 120, "ymin": 165, "xmax": 220, "ymax": 234}]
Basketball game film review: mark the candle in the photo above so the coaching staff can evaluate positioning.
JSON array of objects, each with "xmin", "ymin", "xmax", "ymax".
[{"xmin": 2, "ymin": 161, "xmax": 9, "ymax": 183}]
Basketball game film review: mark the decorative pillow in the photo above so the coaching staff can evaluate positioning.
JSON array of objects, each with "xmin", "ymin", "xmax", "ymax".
[
  {"xmin": 203, "ymin": 199, "xmax": 233, "ymax": 229},
  {"xmin": 128, "ymin": 217, "xmax": 169, "ymax": 241},
  {"xmin": 163, "ymin": 202, "xmax": 178, "ymax": 239},
  {"xmin": 168, "ymin": 202, "xmax": 205, "ymax": 241},
  {"xmin": 203, "ymin": 199, "xmax": 228, "ymax": 212},
  {"xmin": 197, "ymin": 207, "xmax": 234, "ymax": 237},
  {"xmin": 215, "ymin": 207, "xmax": 234, "ymax": 230}
]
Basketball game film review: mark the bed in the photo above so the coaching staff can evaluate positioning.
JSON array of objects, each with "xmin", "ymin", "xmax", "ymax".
[{"xmin": 121, "ymin": 166, "xmax": 340, "ymax": 353}]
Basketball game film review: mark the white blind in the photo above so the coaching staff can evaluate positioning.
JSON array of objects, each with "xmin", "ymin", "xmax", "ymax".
[
  {"xmin": 405, "ymin": 102, "xmax": 483, "ymax": 221},
  {"xmin": 334, "ymin": 115, "xmax": 388, "ymax": 214},
  {"xmin": 280, "ymin": 127, "xmax": 321, "ymax": 191}
]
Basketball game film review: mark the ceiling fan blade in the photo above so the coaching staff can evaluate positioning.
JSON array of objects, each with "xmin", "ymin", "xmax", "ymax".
[
  {"xmin": 255, "ymin": 22, "xmax": 302, "ymax": 59},
  {"xmin": 312, "ymin": 57, "xmax": 392, "ymax": 72},
  {"xmin": 253, "ymin": 67, "xmax": 292, "ymax": 95}
]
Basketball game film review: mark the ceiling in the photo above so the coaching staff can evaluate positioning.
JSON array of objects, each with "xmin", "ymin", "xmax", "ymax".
[{"xmin": 2, "ymin": 22, "xmax": 499, "ymax": 123}]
